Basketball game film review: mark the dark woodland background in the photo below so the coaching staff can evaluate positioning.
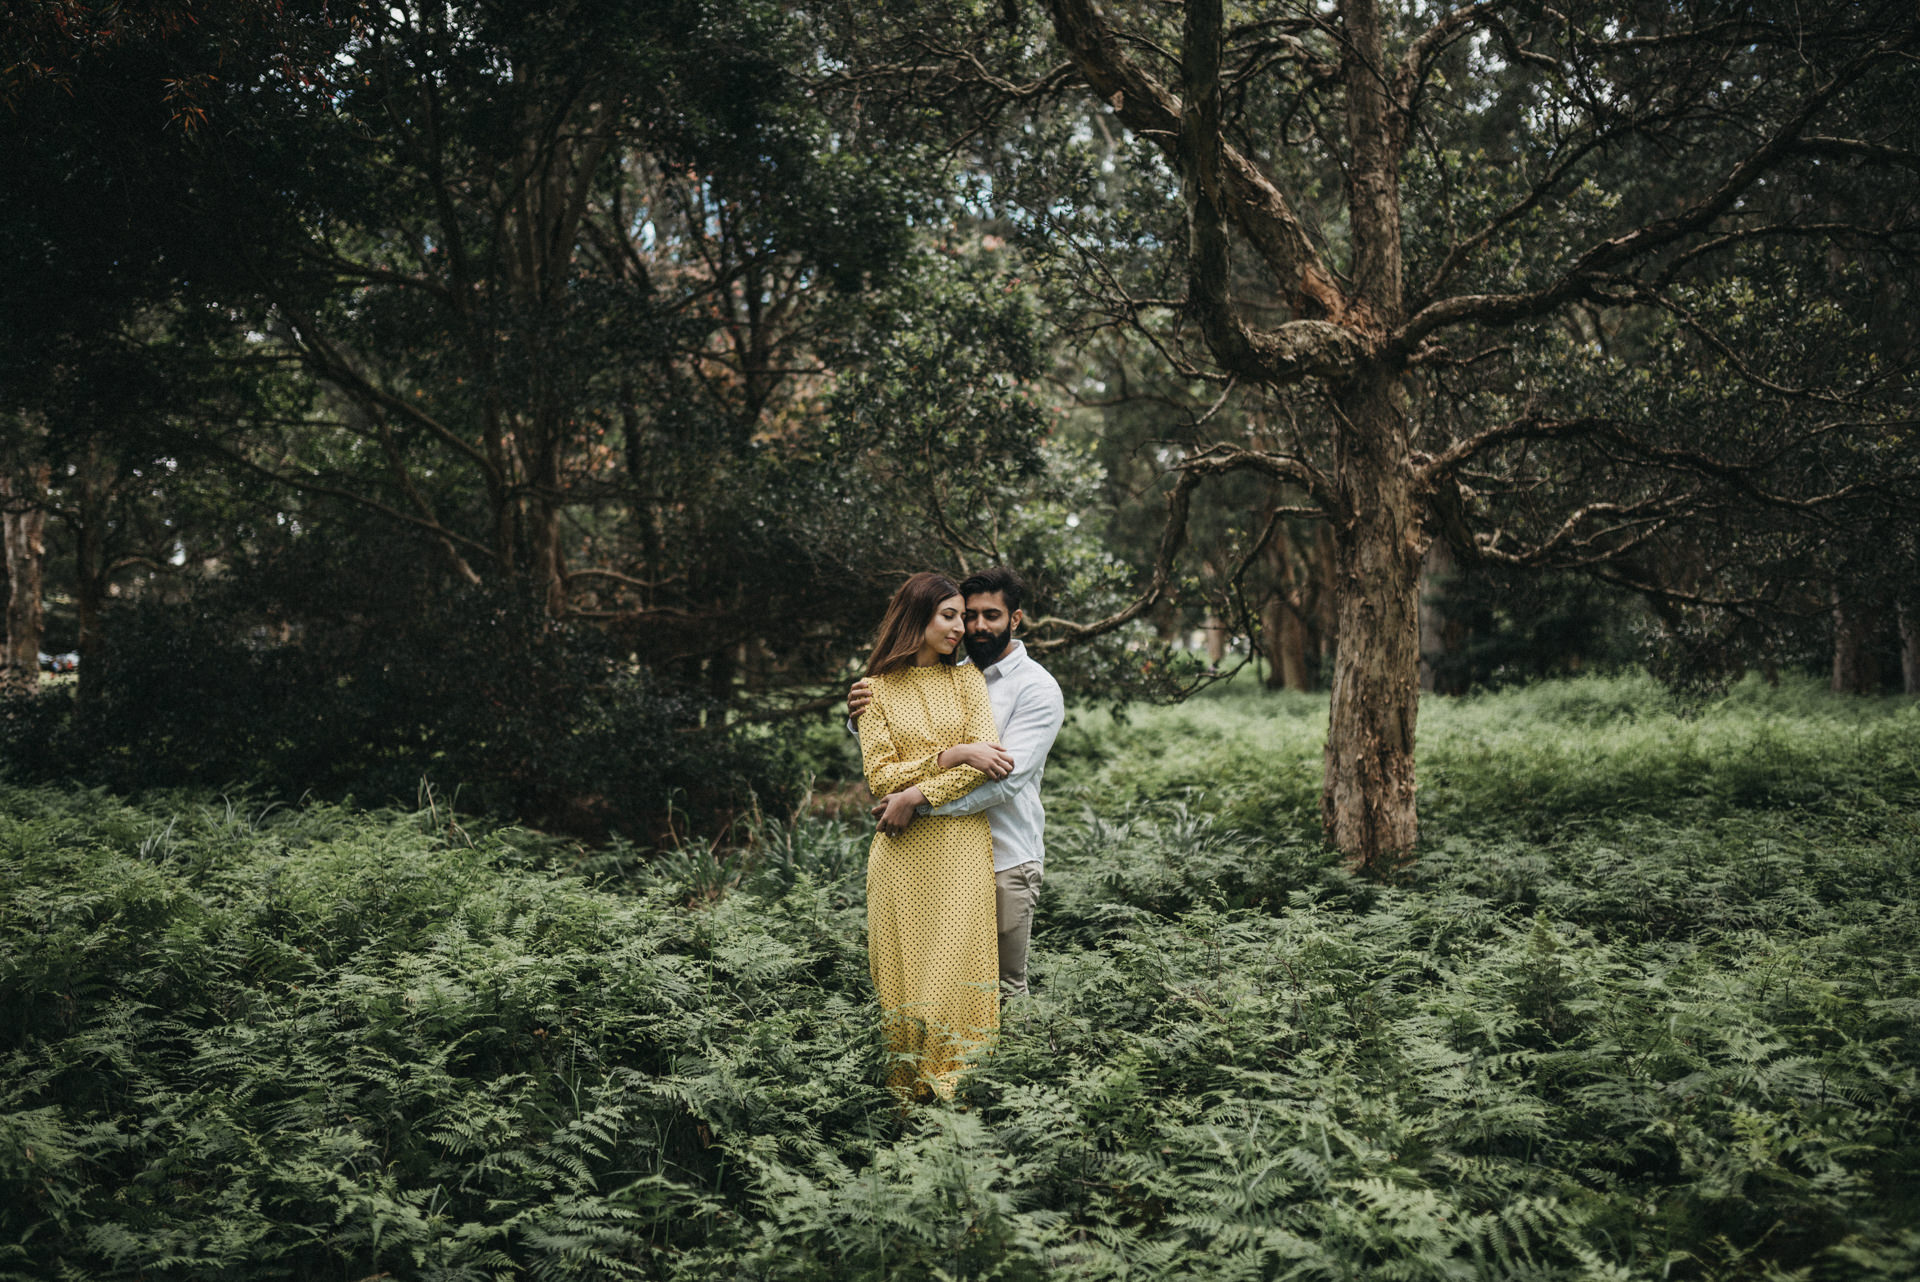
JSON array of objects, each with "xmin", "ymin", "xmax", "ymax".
[
  {"xmin": 4, "ymin": 6, "xmax": 1920, "ymax": 1280},
  {"xmin": 2, "ymin": 0, "xmax": 1915, "ymax": 852}
]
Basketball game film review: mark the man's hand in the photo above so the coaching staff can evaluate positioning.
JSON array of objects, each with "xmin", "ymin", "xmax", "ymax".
[
  {"xmin": 872, "ymin": 785, "xmax": 925, "ymax": 836},
  {"xmin": 942, "ymin": 742, "xmax": 1014, "ymax": 780},
  {"xmin": 847, "ymin": 678, "xmax": 872, "ymax": 720}
]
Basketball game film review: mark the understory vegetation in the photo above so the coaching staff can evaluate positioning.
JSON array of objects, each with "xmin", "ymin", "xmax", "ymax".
[{"xmin": 2, "ymin": 675, "xmax": 1917, "ymax": 1280}]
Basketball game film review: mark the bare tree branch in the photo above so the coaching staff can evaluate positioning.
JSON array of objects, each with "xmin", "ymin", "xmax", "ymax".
[
  {"xmin": 1392, "ymin": 1, "xmax": 1501, "ymax": 126},
  {"xmin": 195, "ymin": 436, "xmax": 498, "ymax": 567},
  {"xmin": 1027, "ymin": 443, "xmax": 1335, "ymax": 652},
  {"xmin": 1178, "ymin": 0, "xmax": 1368, "ymax": 384},
  {"xmin": 1786, "ymin": 133, "xmax": 1920, "ymax": 173},
  {"xmin": 1043, "ymin": 0, "xmax": 1350, "ymax": 319},
  {"xmin": 1395, "ymin": 35, "xmax": 1914, "ymax": 348}
]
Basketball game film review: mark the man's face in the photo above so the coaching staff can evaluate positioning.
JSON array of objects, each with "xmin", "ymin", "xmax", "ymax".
[{"xmin": 963, "ymin": 591, "xmax": 1021, "ymax": 666}]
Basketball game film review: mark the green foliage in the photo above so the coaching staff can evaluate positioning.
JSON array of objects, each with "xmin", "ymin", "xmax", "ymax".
[
  {"xmin": 0, "ymin": 539, "xmax": 803, "ymax": 838},
  {"xmin": 3, "ymin": 676, "xmax": 1918, "ymax": 1278},
  {"xmin": 1420, "ymin": 567, "xmax": 1646, "ymax": 693}
]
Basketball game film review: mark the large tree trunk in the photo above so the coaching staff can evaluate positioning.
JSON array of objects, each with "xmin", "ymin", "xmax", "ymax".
[
  {"xmin": 1321, "ymin": 371, "xmax": 1423, "ymax": 870},
  {"xmin": 1, "ymin": 463, "xmax": 51, "ymax": 696},
  {"xmin": 1051, "ymin": 0, "xmax": 1421, "ymax": 872},
  {"xmin": 1318, "ymin": 0, "xmax": 1420, "ymax": 871}
]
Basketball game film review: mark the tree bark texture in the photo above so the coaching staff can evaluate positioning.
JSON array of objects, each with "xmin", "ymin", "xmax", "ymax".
[
  {"xmin": 1321, "ymin": 372, "xmax": 1423, "ymax": 868},
  {"xmin": 1336, "ymin": 0, "xmax": 1403, "ymax": 323},
  {"xmin": 1, "ymin": 463, "xmax": 51, "ymax": 696}
]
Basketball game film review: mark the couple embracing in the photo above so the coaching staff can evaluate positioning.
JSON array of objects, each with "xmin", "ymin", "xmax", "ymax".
[{"xmin": 848, "ymin": 566, "xmax": 1065, "ymax": 1103}]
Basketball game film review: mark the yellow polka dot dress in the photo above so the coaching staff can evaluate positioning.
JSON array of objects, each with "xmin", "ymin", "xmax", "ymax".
[{"xmin": 859, "ymin": 661, "xmax": 1000, "ymax": 1101}]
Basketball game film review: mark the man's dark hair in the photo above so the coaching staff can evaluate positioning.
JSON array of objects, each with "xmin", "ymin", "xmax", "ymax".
[{"xmin": 959, "ymin": 565, "xmax": 1027, "ymax": 614}]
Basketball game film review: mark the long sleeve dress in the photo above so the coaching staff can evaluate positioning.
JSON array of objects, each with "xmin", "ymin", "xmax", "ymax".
[{"xmin": 858, "ymin": 661, "xmax": 1001, "ymax": 1101}]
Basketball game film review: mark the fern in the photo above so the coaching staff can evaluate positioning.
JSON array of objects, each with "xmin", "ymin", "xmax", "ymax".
[{"xmin": 3, "ymin": 676, "xmax": 1918, "ymax": 1277}]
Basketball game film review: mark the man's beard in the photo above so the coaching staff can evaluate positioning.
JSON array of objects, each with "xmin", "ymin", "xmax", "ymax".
[{"xmin": 964, "ymin": 625, "xmax": 1013, "ymax": 667}]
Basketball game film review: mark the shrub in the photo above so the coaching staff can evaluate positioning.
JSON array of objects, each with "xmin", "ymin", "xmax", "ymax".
[{"xmin": 0, "ymin": 541, "xmax": 804, "ymax": 840}]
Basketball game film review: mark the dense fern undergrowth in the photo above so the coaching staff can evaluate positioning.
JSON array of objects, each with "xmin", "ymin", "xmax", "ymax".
[{"xmin": 2, "ymin": 674, "xmax": 1916, "ymax": 1280}]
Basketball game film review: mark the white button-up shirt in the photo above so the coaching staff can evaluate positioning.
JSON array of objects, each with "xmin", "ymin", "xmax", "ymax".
[{"xmin": 921, "ymin": 639, "xmax": 1064, "ymax": 872}]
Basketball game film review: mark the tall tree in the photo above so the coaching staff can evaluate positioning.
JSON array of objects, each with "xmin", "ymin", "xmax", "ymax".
[
  {"xmin": 874, "ymin": 0, "xmax": 1918, "ymax": 869},
  {"xmin": 2, "ymin": 0, "xmax": 1077, "ymax": 723},
  {"xmin": 198, "ymin": 2, "xmax": 1075, "ymax": 698}
]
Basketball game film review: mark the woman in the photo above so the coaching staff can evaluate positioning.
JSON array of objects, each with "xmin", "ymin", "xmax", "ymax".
[{"xmin": 859, "ymin": 571, "xmax": 1013, "ymax": 1101}]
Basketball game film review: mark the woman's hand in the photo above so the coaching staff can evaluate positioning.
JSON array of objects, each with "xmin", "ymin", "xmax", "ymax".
[{"xmin": 939, "ymin": 742, "xmax": 1014, "ymax": 780}]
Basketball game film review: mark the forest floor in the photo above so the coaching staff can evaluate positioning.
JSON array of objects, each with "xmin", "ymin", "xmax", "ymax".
[{"xmin": 2, "ymin": 673, "xmax": 1917, "ymax": 1280}]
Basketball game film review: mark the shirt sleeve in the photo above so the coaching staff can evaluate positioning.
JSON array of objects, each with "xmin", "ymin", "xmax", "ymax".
[{"xmin": 925, "ymin": 674, "xmax": 1064, "ymax": 817}]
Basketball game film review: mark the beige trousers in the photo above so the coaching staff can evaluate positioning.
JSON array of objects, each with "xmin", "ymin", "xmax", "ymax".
[{"xmin": 994, "ymin": 860, "xmax": 1044, "ymax": 994}]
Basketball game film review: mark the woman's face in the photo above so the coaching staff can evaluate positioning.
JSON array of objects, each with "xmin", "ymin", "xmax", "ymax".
[{"xmin": 919, "ymin": 594, "xmax": 967, "ymax": 660}]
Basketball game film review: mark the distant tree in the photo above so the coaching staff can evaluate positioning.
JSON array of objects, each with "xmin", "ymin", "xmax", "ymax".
[
  {"xmin": 0, "ymin": 0, "xmax": 340, "ymax": 698},
  {"xmin": 0, "ymin": 436, "xmax": 49, "ymax": 696},
  {"xmin": 177, "ymin": 2, "xmax": 1088, "ymax": 710},
  {"xmin": 2, "ymin": 0, "xmax": 1090, "ymax": 729}
]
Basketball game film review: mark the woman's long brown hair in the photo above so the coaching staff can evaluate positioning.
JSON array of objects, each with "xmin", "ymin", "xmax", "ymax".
[{"xmin": 865, "ymin": 572, "xmax": 964, "ymax": 677}]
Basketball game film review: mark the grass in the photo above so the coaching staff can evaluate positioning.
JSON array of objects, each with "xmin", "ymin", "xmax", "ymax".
[
  {"xmin": 1054, "ymin": 672, "xmax": 1920, "ymax": 835},
  {"xmin": 1, "ymin": 673, "xmax": 1916, "ymax": 1280}
]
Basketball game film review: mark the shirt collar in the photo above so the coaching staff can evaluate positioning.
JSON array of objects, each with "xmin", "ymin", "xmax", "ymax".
[
  {"xmin": 981, "ymin": 637, "xmax": 1028, "ymax": 678},
  {"xmin": 954, "ymin": 637, "xmax": 1027, "ymax": 676}
]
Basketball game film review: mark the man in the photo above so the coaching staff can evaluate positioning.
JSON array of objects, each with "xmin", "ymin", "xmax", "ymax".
[{"xmin": 850, "ymin": 566, "xmax": 1065, "ymax": 996}]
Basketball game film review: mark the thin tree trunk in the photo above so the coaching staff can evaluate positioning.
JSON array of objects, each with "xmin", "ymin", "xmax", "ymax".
[
  {"xmin": 1313, "ymin": 522, "xmax": 1338, "ymax": 670},
  {"xmin": 1, "ymin": 463, "xmax": 51, "ymax": 696},
  {"xmin": 523, "ymin": 397, "xmax": 569, "ymax": 614},
  {"xmin": 1262, "ymin": 523, "xmax": 1316, "ymax": 690},
  {"xmin": 1321, "ymin": 371, "xmax": 1422, "ymax": 871},
  {"xmin": 705, "ymin": 644, "xmax": 736, "ymax": 727},
  {"xmin": 1202, "ymin": 612, "xmax": 1228, "ymax": 667},
  {"xmin": 1898, "ymin": 598, "xmax": 1918, "ymax": 696},
  {"xmin": 1417, "ymin": 539, "xmax": 1453, "ymax": 693},
  {"xmin": 73, "ymin": 439, "xmax": 113, "ymax": 706},
  {"xmin": 1262, "ymin": 592, "xmax": 1314, "ymax": 690},
  {"xmin": 1418, "ymin": 539, "xmax": 1472, "ymax": 695},
  {"xmin": 529, "ymin": 499, "xmax": 567, "ymax": 615},
  {"xmin": 1831, "ymin": 587, "xmax": 1880, "ymax": 694}
]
